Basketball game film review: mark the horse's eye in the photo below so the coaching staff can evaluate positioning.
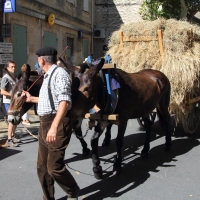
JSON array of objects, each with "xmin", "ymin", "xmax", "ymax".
[
  {"xmin": 84, "ymin": 87, "xmax": 89, "ymax": 92},
  {"xmin": 17, "ymin": 92, "xmax": 21, "ymax": 98}
]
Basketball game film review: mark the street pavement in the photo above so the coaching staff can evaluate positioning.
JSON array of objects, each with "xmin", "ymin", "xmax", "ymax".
[
  {"xmin": 1, "ymin": 114, "xmax": 200, "ymax": 200},
  {"xmin": 0, "ymin": 109, "xmax": 39, "ymax": 147}
]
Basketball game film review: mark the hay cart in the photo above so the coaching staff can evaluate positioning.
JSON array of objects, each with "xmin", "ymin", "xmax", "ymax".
[
  {"xmin": 86, "ymin": 28, "xmax": 200, "ymax": 134},
  {"xmin": 118, "ymin": 29, "xmax": 200, "ymax": 134}
]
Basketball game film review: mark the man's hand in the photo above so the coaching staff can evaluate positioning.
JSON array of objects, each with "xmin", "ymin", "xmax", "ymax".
[
  {"xmin": 21, "ymin": 91, "xmax": 38, "ymax": 103},
  {"xmin": 46, "ymin": 126, "xmax": 57, "ymax": 143},
  {"xmin": 21, "ymin": 91, "xmax": 32, "ymax": 102}
]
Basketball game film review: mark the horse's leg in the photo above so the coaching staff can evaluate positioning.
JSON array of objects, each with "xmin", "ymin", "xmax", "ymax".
[
  {"xmin": 102, "ymin": 123, "xmax": 112, "ymax": 146},
  {"xmin": 156, "ymin": 87, "xmax": 172, "ymax": 151},
  {"xmin": 33, "ymin": 104, "xmax": 38, "ymax": 115},
  {"xmin": 141, "ymin": 115, "xmax": 152, "ymax": 158},
  {"xmin": 74, "ymin": 126, "xmax": 90, "ymax": 156},
  {"xmin": 91, "ymin": 122, "xmax": 106, "ymax": 179},
  {"xmin": 113, "ymin": 119, "xmax": 128, "ymax": 174},
  {"xmin": 157, "ymin": 107, "xmax": 171, "ymax": 151}
]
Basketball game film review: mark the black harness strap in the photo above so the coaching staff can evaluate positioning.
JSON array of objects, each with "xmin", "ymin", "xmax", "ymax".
[
  {"xmin": 98, "ymin": 68, "xmax": 120, "ymax": 115},
  {"xmin": 48, "ymin": 67, "xmax": 58, "ymax": 112}
]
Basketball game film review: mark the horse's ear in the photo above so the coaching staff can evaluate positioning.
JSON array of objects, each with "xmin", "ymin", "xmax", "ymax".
[
  {"xmin": 21, "ymin": 64, "xmax": 31, "ymax": 79},
  {"xmin": 21, "ymin": 64, "xmax": 31, "ymax": 72},
  {"xmin": 88, "ymin": 58, "xmax": 105, "ymax": 77},
  {"xmin": 20, "ymin": 64, "xmax": 31, "ymax": 90},
  {"xmin": 30, "ymin": 71, "xmax": 40, "ymax": 76},
  {"xmin": 58, "ymin": 57, "xmax": 75, "ymax": 73}
]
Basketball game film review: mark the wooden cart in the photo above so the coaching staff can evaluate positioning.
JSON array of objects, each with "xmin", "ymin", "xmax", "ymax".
[{"xmin": 182, "ymin": 93, "xmax": 200, "ymax": 134}]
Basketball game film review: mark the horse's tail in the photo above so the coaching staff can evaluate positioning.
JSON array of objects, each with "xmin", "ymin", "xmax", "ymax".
[
  {"xmin": 156, "ymin": 108, "xmax": 165, "ymax": 128},
  {"xmin": 156, "ymin": 81, "xmax": 171, "ymax": 129}
]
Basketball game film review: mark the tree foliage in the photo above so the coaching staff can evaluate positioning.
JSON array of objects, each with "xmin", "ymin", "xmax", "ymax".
[{"xmin": 139, "ymin": 0, "xmax": 200, "ymax": 21}]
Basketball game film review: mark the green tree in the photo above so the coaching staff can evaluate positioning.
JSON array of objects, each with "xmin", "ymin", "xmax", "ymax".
[{"xmin": 139, "ymin": 0, "xmax": 200, "ymax": 21}]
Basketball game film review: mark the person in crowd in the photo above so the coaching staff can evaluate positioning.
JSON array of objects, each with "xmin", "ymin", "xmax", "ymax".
[
  {"xmin": 21, "ymin": 46, "xmax": 80, "ymax": 200},
  {"xmin": 21, "ymin": 112, "xmax": 31, "ymax": 125},
  {"xmin": 1, "ymin": 60, "xmax": 21, "ymax": 147},
  {"xmin": 35, "ymin": 62, "xmax": 43, "ymax": 75}
]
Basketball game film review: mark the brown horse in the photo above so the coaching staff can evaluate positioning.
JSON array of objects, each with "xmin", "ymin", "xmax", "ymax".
[
  {"xmin": 8, "ymin": 59, "xmax": 171, "ymax": 179},
  {"xmin": 60, "ymin": 58, "xmax": 172, "ymax": 179}
]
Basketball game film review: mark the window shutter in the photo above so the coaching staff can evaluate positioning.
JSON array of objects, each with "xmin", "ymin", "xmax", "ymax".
[{"xmin": 83, "ymin": 0, "xmax": 89, "ymax": 11}]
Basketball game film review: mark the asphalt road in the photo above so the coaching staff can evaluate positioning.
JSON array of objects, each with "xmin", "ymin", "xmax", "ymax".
[{"xmin": 1, "ymin": 115, "xmax": 200, "ymax": 200}]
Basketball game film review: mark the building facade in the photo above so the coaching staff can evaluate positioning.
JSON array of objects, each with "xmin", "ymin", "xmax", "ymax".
[
  {"xmin": 0, "ymin": 0, "xmax": 144, "ymax": 74},
  {"xmin": 0, "ymin": 0, "xmax": 94, "ymax": 74}
]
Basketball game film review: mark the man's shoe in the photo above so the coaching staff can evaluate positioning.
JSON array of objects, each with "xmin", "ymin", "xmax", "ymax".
[
  {"xmin": 12, "ymin": 136, "xmax": 21, "ymax": 143},
  {"xmin": 67, "ymin": 187, "xmax": 80, "ymax": 200},
  {"xmin": 5, "ymin": 140, "xmax": 19, "ymax": 147}
]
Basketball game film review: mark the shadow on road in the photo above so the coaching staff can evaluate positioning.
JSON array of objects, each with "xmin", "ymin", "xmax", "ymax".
[
  {"xmin": 62, "ymin": 116, "xmax": 200, "ymax": 200},
  {"xmin": 0, "ymin": 148, "xmax": 22, "ymax": 161},
  {"xmin": 66, "ymin": 138, "xmax": 199, "ymax": 200}
]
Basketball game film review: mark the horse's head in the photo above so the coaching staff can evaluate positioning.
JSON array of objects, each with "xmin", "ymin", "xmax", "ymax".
[
  {"xmin": 8, "ymin": 64, "xmax": 43, "ymax": 125},
  {"xmin": 59, "ymin": 58, "xmax": 105, "ymax": 120}
]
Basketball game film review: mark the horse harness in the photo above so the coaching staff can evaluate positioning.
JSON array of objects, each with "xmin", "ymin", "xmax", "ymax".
[
  {"xmin": 47, "ymin": 66, "xmax": 58, "ymax": 113},
  {"xmin": 7, "ymin": 74, "xmax": 44, "ymax": 116},
  {"xmin": 98, "ymin": 68, "xmax": 120, "ymax": 115}
]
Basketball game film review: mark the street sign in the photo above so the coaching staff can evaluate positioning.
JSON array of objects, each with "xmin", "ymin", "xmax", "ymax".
[
  {"xmin": 0, "ymin": 54, "xmax": 13, "ymax": 64},
  {"xmin": 0, "ymin": 42, "xmax": 13, "ymax": 53},
  {"xmin": 2, "ymin": 0, "xmax": 16, "ymax": 13}
]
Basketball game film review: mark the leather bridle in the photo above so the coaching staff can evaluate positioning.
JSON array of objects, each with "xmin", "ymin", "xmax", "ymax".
[{"xmin": 7, "ymin": 74, "xmax": 43, "ymax": 116}]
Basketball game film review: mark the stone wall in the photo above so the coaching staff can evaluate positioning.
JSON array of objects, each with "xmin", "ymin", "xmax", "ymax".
[{"xmin": 93, "ymin": 0, "xmax": 143, "ymax": 59}]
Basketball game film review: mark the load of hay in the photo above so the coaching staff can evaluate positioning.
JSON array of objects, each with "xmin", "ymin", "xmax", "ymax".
[{"xmin": 106, "ymin": 18, "xmax": 200, "ymax": 126}]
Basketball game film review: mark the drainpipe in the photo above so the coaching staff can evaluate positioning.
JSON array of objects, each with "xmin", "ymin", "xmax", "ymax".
[
  {"xmin": 91, "ymin": 0, "xmax": 94, "ymax": 54},
  {"xmin": 1, "ymin": 13, "xmax": 5, "ymax": 76},
  {"xmin": 3, "ymin": 13, "xmax": 5, "ymax": 42}
]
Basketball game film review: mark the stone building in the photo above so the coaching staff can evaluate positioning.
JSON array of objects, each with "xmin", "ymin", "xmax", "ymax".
[
  {"xmin": 0, "ymin": 0, "xmax": 94, "ymax": 74},
  {"xmin": 0, "ymin": 0, "xmax": 143, "ymax": 74},
  {"xmin": 93, "ymin": 0, "xmax": 143, "ymax": 59}
]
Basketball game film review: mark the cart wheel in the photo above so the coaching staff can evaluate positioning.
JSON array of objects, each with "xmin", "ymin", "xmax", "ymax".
[
  {"xmin": 182, "ymin": 102, "xmax": 200, "ymax": 134},
  {"xmin": 137, "ymin": 112, "xmax": 156, "ymax": 128}
]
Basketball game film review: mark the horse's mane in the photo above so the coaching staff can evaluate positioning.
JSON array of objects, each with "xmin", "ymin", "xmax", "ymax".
[{"xmin": 18, "ymin": 70, "xmax": 39, "ymax": 80}]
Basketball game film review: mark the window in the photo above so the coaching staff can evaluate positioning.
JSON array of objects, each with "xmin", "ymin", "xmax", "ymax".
[
  {"xmin": 83, "ymin": 39, "xmax": 89, "ymax": 59},
  {"xmin": 67, "ymin": 0, "xmax": 74, "ymax": 4},
  {"xmin": 83, "ymin": 0, "xmax": 89, "ymax": 11}
]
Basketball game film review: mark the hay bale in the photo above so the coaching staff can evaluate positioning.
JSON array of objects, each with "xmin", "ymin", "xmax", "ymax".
[{"xmin": 106, "ymin": 18, "xmax": 200, "ymax": 125}]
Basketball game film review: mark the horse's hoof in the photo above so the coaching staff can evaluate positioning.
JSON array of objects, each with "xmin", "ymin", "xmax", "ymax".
[
  {"xmin": 93, "ymin": 166, "xmax": 102, "ymax": 179},
  {"xmin": 82, "ymin": 148, "xmax": 90, "ymax": 156},
  {"xmin": 141, "ymin": 152, "xmax": 149, "ymax": 159},
  {"xmin": 113, "ymin": 165, "xmax": 121, "ymax": 175},
  {"xmin": 94, "ymin": 172, "xmax": 102, "ymax": 179},
  {"xmin": 102, "ymin": 139, "xmax": 110, "ymax": 146}
]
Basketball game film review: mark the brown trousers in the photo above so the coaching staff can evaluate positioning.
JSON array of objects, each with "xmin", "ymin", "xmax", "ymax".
[{"xmin": 37, "ymin": 114, "xmax": 78, "ymax": 200}]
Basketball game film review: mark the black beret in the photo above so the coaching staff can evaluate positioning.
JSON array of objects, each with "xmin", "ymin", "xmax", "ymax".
[{"xmin": 36, "ymin": 46, "xmax": 57, "ymax": 56}]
